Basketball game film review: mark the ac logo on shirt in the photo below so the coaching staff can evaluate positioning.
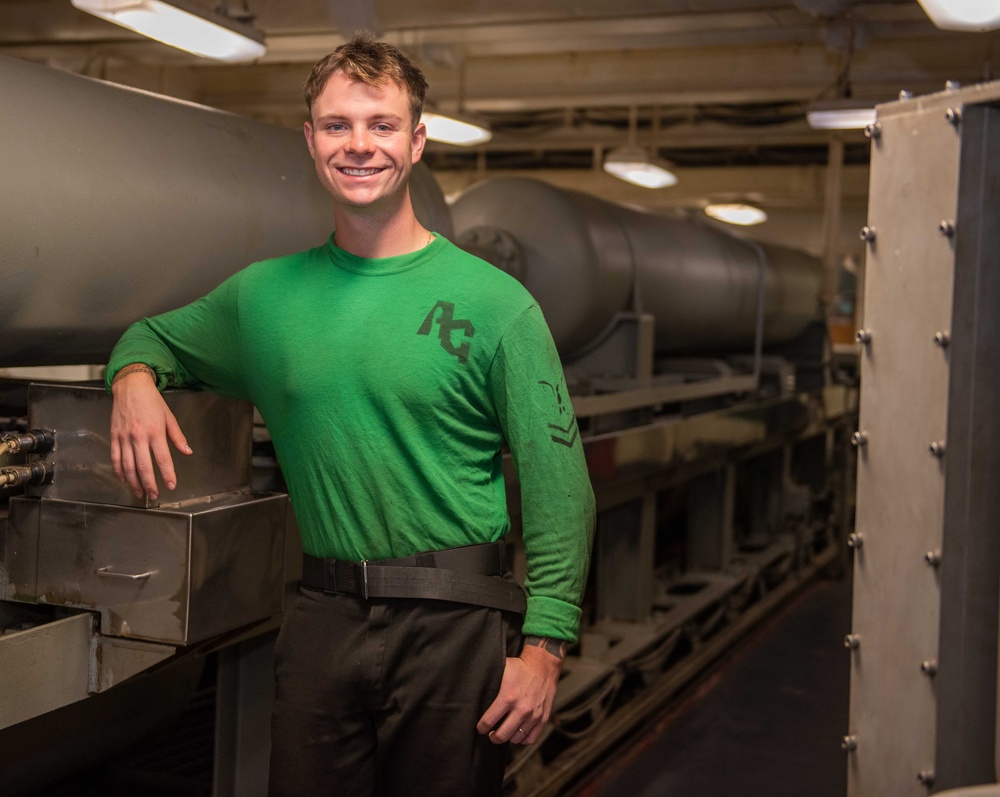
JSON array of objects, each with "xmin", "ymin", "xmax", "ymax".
[{"xmin": 418, "ymin": 301, "xmax": 476, "ymax": 364}]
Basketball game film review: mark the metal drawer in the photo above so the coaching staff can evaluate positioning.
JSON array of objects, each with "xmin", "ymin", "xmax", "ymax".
[{"xmin": 6, "ymin": 491, "xmax": 286, "ymax": 646}]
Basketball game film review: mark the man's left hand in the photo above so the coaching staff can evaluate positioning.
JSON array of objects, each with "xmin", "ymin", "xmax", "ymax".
[{"xmin": 476, "ymin": 641, "xmax": 564, "ymax": 745}]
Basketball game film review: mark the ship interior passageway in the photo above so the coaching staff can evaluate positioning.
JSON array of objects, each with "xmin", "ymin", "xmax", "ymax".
[
  {"xmin": 578, "ymin": 577, "xmax": 851, "ymax": 797},
  {"xmin": 4, "ymin": 5, "xmax": 1000, "ymax": 796}
]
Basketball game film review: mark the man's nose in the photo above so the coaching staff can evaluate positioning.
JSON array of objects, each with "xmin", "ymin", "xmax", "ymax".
[{"xmin": 346, "ymin": 125, "xmax": 373, "ymax": 154}]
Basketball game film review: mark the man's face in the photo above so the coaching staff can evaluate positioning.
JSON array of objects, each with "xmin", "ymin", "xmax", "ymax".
[{"xmin": 304, "ymin": 71, "xmax": 426, "ymax": 212}]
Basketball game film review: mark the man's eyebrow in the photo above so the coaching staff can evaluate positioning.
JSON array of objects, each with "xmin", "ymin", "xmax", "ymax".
[{"xmin": 313, "ymin": 113, "xmax": 405, "ymax": 124}]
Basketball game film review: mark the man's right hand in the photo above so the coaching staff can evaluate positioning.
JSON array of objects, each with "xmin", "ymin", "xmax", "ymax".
[{"xmin": 110, "ymin": 366, "xmax": 192, "ymax": 501}]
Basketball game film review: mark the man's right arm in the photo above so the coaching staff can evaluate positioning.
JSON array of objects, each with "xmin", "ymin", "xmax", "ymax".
[
  {"xmin": 106, "ymin": 270, "xmax": 248, "ymax": 500},
  {"xmin": 110, "ymin": 363, "xmax": 192, "ymax": 501}
]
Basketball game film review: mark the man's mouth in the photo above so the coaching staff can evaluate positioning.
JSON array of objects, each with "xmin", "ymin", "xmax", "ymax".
[{"xmin": 338, "ymin": 167, "xmax": 384, "ymax": 176}]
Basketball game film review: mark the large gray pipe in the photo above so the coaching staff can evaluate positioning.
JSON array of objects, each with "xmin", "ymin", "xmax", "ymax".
[
  {"xmin": 451, "ymin": 177, "xmax": 823, "ymax": 358},
  {"xmin": 0, "ymin": 56, "xmax": 453, "ymax": 367}
]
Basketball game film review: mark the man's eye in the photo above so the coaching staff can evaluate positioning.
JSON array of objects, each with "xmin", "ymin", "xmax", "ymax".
[
  {"xmin": 375, "ymin": 124, "xmax": 392, "ymax": 132},
  {"xmin": 326, "ymin": 123, "xmax": 346, "ymax": 131}
]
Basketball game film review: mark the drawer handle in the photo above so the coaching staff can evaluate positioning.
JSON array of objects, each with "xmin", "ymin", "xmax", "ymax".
[{"xmin": 95, "ymin": 566, "xmax": 153, "ymax": 580}]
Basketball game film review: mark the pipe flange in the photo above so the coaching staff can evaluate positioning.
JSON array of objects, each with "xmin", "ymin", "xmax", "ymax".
[{"xmin": 455, "ymin": 225, "xmax": 526, "ymax": 282}]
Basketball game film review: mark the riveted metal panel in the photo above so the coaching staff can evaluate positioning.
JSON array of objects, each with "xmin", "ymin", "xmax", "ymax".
[
  {"xmin": 848, "ymin": 93, "xmax": 962, "ymax": 797},
  {"xmin": 848, "ymin": 80, "xmax": 1000, "ymax": 797}
]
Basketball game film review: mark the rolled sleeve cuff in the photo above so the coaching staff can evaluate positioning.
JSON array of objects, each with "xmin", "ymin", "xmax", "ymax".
[{"xmin": 523, "ymin": 594, "xmax": 582, "ymax": 645}]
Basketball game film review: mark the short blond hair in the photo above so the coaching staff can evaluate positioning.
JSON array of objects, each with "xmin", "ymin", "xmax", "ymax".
[{"xmin": 304, "ymin": 32, "xmax": 428, "ymax": 128}]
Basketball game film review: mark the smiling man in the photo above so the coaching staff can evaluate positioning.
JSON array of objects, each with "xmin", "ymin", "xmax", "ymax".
[
  {"xmin": 106, "ymin": 33, "xmax": 594, "ymax": 797},
  {"xmin": 303, "ymin": 67, "xmax": 425, "ymax": 249}
]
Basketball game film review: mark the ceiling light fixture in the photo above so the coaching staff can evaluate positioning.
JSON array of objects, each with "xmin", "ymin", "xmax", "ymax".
[
  {"xmin": 421, "ymin": 111, "xmax": 492, "ymax": 146},
  {"xmin": 71, "ymin": 0, "xmax": 267, "ymax": 63},
  {"xmin": 604, "ymin": 146, "xmax": 678, "ymax": 189},
  {"xmin": 917, "ymin": 0, "xmax": 1000, "ymax": 31},
  {"xmin": 603, "ymin": 106, "xmax": 677, "ymax": 189},
  {"xmin": 422, "ymin": 61, "xmax": 493, "ymax": 147},
  {"xmin": 806, "ymin": 99, "xmax": 876, "ymax": 130},
  {"xmin": 704, "ymin": 203, "xmax": 768, "ymax": 226}
]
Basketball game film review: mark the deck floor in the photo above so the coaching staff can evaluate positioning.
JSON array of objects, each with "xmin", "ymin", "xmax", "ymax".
[{"xmin": 575, "ymin": 577, "xmax": 852, "ymax": 797}]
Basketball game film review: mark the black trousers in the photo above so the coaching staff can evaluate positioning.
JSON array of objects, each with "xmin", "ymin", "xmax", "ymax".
[{"xmin": 268, "ymin": 585, "xmax": 522, "ymax": 797}]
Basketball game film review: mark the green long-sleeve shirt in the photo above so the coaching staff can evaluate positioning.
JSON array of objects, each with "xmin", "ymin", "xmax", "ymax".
[{"xmin": 107, "ymin": 234, "xmax": 595, "ymax": 642}]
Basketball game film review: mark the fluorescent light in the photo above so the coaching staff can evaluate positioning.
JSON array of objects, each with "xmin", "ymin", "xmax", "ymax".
[
  {"xmin": 71, "ymin": 0, "xmax": 266, "ymax": 62},
  {"xmin": 806, "ymin": 102, "xmax": 877, "ymax": 130},
  {"xmin": 917, "ymin": 0, "xmax": 1000, "ymax": 31},
  {"xmin": 603, "ymin": 145, "xmax": 677, "ymax": 189},
  {"xmin": 704, "ymin": 203, "xmax": 768, "ymax": 226},
  {"xmin": 421, "ymin": 112, "xmax": 492, "ymax": 146}
]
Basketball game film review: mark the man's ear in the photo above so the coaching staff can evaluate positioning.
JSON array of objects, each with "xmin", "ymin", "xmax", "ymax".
[
  {"xmin": 411, "ymin": 121, "xmax": 427, "ymax": 164},
  {"xmin": 304, "ymin": 121, "xmax": 315, "ymax": 159}
]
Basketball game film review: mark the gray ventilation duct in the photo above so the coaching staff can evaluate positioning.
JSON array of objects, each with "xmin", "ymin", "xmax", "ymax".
[
  {"xmin": 451, "ymin": 177, "xmax": 823, "ymax": 359},
  {"xmin": 0, "ymin": 56, "xmax": 453, "ymax": 368}
]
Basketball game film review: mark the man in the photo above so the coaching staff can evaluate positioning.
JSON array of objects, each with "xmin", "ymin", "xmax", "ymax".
[{"xmin": 107, "ymin": 33, "xmax": 594, "ymax": 797}]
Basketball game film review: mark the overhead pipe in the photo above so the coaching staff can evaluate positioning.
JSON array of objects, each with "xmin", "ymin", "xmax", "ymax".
[
  {"xmin": 451, "ymin": 177, "xmax": 823, "ymax": 359},
  {"xmin": 0, "ymin": 56, "xmax": 453, "ymax": 368}
]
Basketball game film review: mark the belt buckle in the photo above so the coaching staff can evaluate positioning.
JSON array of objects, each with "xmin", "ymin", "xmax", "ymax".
[{"xmin": 362, "ymin": 560, "xmax": 369, "ymax": 600}]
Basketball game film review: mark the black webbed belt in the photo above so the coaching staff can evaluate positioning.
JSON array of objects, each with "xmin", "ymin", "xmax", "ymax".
[{"xmin": 301, "ymin": 540, "xmax": 526, "ymax": 615}]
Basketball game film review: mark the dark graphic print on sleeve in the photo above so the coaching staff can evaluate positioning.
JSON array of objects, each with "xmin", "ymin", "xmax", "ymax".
[{"xmin": 538, "ymin": 379, "xmax": 579, "ymax": 448}]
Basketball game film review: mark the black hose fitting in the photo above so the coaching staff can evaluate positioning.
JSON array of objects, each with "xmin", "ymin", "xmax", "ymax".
[
  {"xmin": 0, "ymin": 429, "xmax": 55, "ymax": 457},
  {"xmin": 0, "ymin": 461, "xmax": 54, "ymax": 489}
]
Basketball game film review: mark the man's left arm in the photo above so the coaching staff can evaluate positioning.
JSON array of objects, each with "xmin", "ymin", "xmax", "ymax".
[{"xmin": 477, "ymin": 304, "xmax": 596, "ymax": 745}]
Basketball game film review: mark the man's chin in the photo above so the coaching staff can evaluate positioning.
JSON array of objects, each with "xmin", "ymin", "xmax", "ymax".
[
  {"xmin": 336, "ymin": 195, "xmax": 382, "ymax": 210},
  {"xmin": 330, "ymin": 184, "xmax": 406, "ymax": 211}
]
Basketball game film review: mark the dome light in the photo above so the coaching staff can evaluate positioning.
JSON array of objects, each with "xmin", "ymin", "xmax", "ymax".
[
  {"xmin": 603, "ymin": 146, "xmax": 677, "ymax": 189},
  {"xmin": 420, "ymin": 112, "xmax": 493, "ymax": 146},
  {"xmin": 705, "ymin": 203, "xmax": 768, "ymax": 226},
  {"xmin": 917, "ymin": 0, "xmax": 1000, "ymax": 31}
]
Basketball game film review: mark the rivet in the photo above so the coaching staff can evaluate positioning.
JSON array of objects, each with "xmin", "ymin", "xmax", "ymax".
[
  {"xmin": 945, "ymin": 80, "xmax": 961, "ymax": 91},
  {"xmin": 921, "ymin": 659, "xmax": 938, "ymax": 676},
  {"xmin": 844, "ymin": 634, "xmax": 861, "ymax": 650},
  {"xmin": 899, "ymin": 90, "xmax": 913, "ymax": 100},
  {"xmin": 939, "ymin": 220, "xmax": 955, "ymax": 237},
  {"xmin": 934, "ymin": 331, "xmax": 950, "ymax": 348},
  {"xmin": 864, "ymin": 122, "xmax": 882, "ymax": 140},
  {"xmin": 860, "ymin": 226, "xmax": 877, "ymax": 243},
  {"xmin": 918, "ymin": 769, "xmax": 935, "ymax": 786},
  {"xmin": 946, "ymin": 107, "xmax": 962, "ymax": 126},
  {"xmin": 851, "ymin": 431, "xmax": 868, "ymax": 447},
  {"xmin": 930, "ymin": 441, "xmax": 946, "ymax": 458},
  {"xmin": 842, "ymin": 735, "xmax": 858, "ymax": 751},
  {"xmin": 855, "ymin": 329, "xmax": 872, "ymax": 344},
  {"xmin": 925, "ymin": 550, "xmax": 942, "ymax": 566},
  {"xmin": 847, "ymin": 533, "xmax": 864, "ymax": 549}
]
